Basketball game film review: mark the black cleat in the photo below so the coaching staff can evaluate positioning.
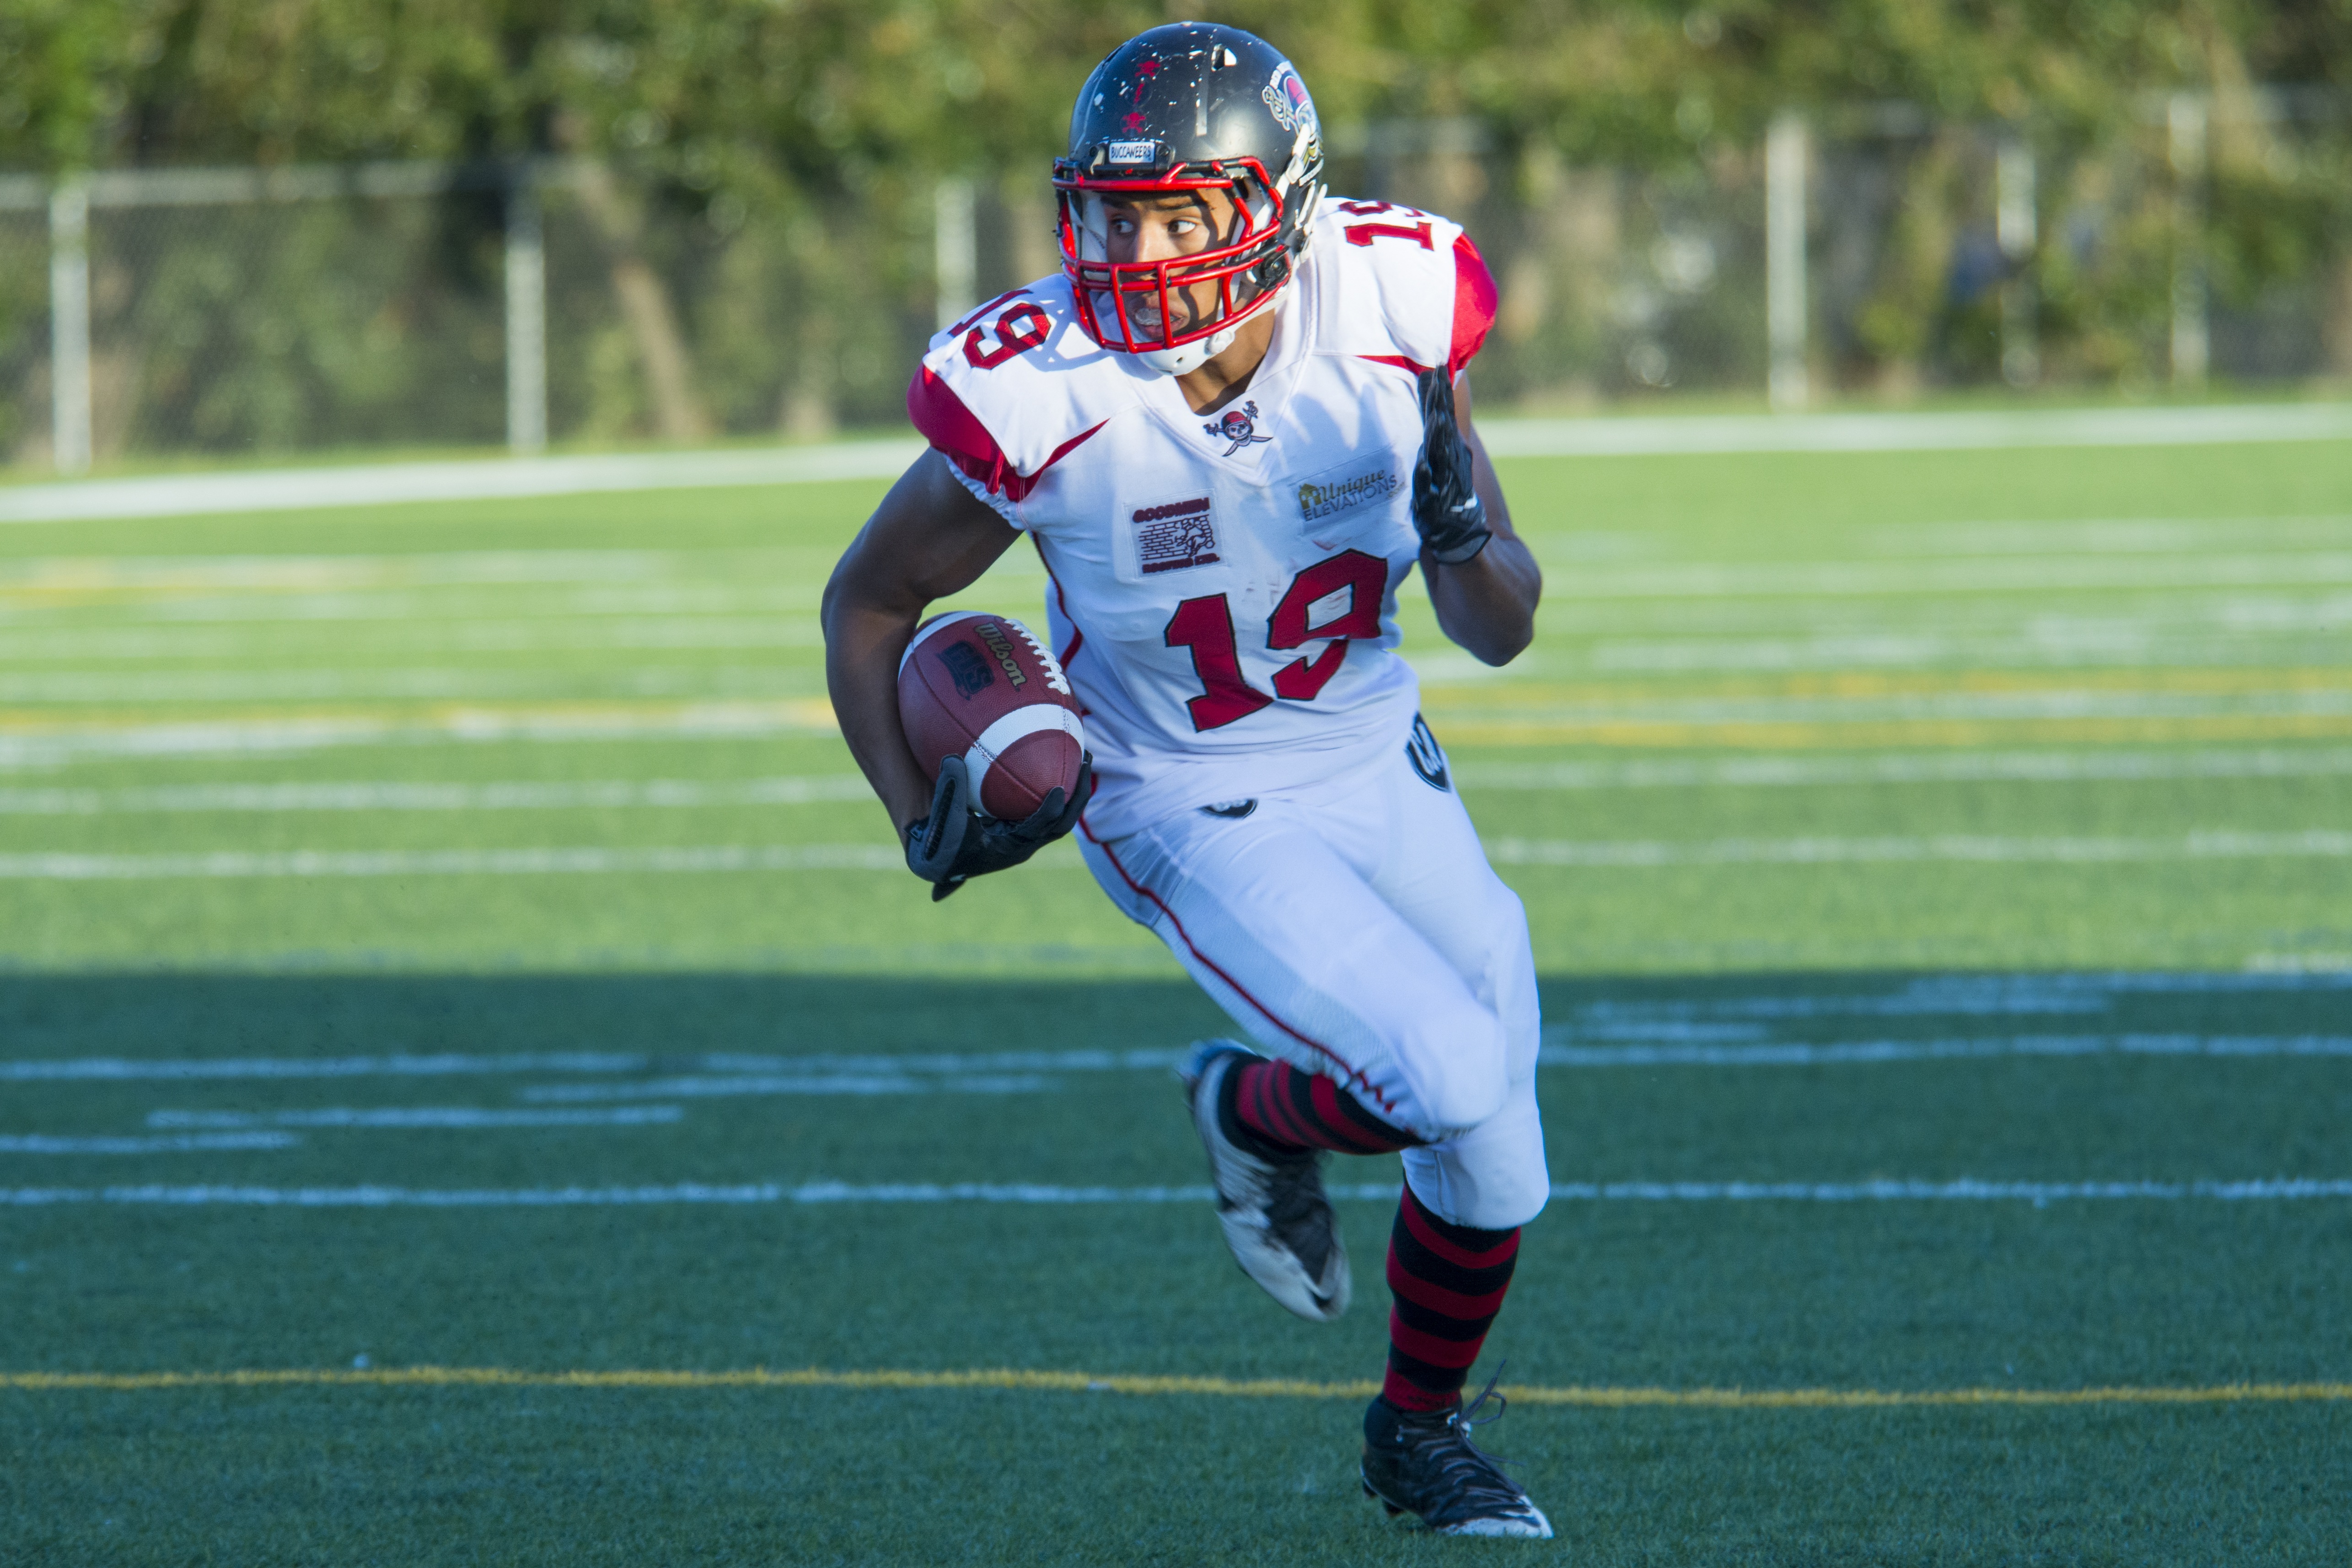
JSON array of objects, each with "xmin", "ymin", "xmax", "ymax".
[{"xmin": 1360, "ymin": 1377, "xmax": 1553, "ymax": 1538}]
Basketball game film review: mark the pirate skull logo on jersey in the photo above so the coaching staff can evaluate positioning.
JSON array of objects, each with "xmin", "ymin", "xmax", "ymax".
[{"xmin": 1204, "ymin": 400, "xmax": 1272, "ymax": 457}]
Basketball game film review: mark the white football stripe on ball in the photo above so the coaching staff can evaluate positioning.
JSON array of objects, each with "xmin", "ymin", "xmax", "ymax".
[
  {"xmin": 896, "ymin": 612, "xmax": 976, "ymax": 677},
  {"xmin": 965, "ymin": 705, "xmax": 1086, "ymax": 816}
]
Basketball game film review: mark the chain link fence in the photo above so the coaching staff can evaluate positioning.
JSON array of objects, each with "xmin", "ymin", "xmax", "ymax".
[
  {"xmin": 0, "ymin": 204, "xmax": 50, "ymax": 461},
  {"xmin": 3, "ymin": 95, "xmax": 2347, "ymax": 473},
  {"xmin": 1340, "ymin": 96, "xmax": 2351, "ymax": 407},
  {"xmin": 0, "ymin": 163, "xmax": 940, "ymax": 472},
  {"xmin": 91, "ymin": 190, "xmax": 510, "ymax": 453}
]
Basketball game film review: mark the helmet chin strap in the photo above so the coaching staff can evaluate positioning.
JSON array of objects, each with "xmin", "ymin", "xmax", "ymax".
[{"xmin": 1133, "ymin": 324, "xmax": 1238, "ymax": 376}]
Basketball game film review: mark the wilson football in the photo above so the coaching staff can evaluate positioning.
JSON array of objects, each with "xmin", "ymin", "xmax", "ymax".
[{"xmin": 897, "ymin": 611, "xmax": 1086, "ymax": 822}]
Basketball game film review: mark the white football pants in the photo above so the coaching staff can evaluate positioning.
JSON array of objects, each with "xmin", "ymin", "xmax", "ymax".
[{"xmin": 1078, "ymin": 730, "xmax": 1548, "ymax": 1230}]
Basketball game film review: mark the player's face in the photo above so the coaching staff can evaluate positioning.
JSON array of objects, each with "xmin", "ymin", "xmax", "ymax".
[{"xmin": 1098, "ymin": 189, "xmax": 1244, "ymax": 338}]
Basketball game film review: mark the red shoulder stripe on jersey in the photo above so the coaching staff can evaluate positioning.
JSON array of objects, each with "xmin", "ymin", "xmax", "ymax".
[
  {"xmin": 1077, "ymin": 817, "xmax": 1397, "ymax": 1116},
  {"xmin": 906, "ymin": 366, "xmax": 1106, "ymax": 502},
  {"xmin": 907, "ymin": 366, "xmax": 1010, "ymax": 493},
  {"xmin": 1450, "ymin": 233, "xmax": 1498, "ymax": 375}
]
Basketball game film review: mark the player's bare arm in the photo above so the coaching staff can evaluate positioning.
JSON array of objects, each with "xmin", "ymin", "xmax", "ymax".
[
  {"xmin": 1424, "ymin": 375, "xmax": 1541, "ymax": 668},
  {"xmin": 821, "ymin": 450, "xmax": 1020, "ymax": 830}
]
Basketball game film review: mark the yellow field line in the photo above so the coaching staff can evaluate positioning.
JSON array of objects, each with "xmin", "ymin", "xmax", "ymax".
[
  {"xmin": 1423, "ymin": 715, "xmax": 2352, "ymax": 749},
  {"xmin": 0, "ymin": 698, "xmax": 842, "ymax": 736},
  {"xmin": 4, "ymin": 1367, "xmax": 2347, "ymax": 1407},
  {"xmin": 1426, "ymin": 667, "xmax": 2352, "ymax": 703}
]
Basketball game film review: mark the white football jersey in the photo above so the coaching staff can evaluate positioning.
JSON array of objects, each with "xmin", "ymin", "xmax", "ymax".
[{"xmin": 908, "ymin": 199, "xmax": 1498, "ymax": 838}]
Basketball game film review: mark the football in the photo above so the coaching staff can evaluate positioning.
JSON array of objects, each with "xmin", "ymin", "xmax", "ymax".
[{"xmin": 897, "ymin": 610, "xmax": 1087, "ymax": 822}]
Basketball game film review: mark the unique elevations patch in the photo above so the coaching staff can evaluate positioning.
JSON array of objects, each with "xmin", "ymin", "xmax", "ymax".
[
  {"xmin": 1132, "ymin": 495, "xmax": 1221, "ymax": 575},
  {"xmin": 937, "ymin": 639, "xmax": 995, "ymax": 698},
  {"xmin": 1296, "ymin": 459, "xmax": 1401, "ymax": 527}
]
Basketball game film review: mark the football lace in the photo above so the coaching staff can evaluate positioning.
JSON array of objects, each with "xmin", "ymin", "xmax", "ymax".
[{"xmin": 1004, "ymin": 616, "xmax": 1074, "ymax": 697}]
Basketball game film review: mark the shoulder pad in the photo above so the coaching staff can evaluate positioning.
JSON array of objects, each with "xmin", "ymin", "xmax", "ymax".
[
  {"xmin": 1307, "ymin": 201, "xmax": 1498, "ymax": 376},
  {"xmin": 905, "ymin": 275, "xmax": 1145, "ymax": 501}
]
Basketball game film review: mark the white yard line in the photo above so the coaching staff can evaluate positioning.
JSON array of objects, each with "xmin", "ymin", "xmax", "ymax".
[
  {"xmin": 1580, "ymin": 632, "xmax": 2352, "ymax": 675},
  {"xmin": 43, "ymin": 549, "xmax": 2349, "ymax": 602},
  {"xmin": 0, "ymin": 1048, "xmax": 1181, "ymax": 1085},
  {"xmin": 1542, "ymin": 552, "xmax": 2352, "ymax": 599},
  {"xmin": 1, "ymin": 1177, "xmax": 2346, "ymax": 1206},
  {"xmin": 0, "ymin": 1133, "xmax": 298, "ymax": 1155},
  {"xmin": 13, "ymin": 684, "xmax": 2350, "ymax": 773},
  {"xmin": 1538, "ymin": 1034, "xmax": 2352, "ymax": 1066},
  {"xmin": 0, "ymin": 549, "xmax": 1029, "ymax": 595},
  {"xmin": 2, "ymin": 829, "xmax": 2344, "ymax": 881},
  {"xmin": 0, "ymin": 703, "xmax": 838, "ymax": 771},
  {"xmin": 1476, "ymin": 404, "xmax": 2352, "ymax": 459},
  {"xmin": 1562, "ymin": 970, "xmax": 2351, "ymax": 1027},
  {"xmin": 0, "ymin": 844, "xmax": 914, "ymax": 879},
  {"xmin": 3, "ymin": 1036, "xmax": 2331, "ymax": 1110},
  {"xmin": 0, "ymin": 548, "xmax": 672, "ymax": 587},
  {"xmin": 144, "ymin": 1106, "xmax": 683, "ymax": 1129},
  {"xmin": 4, "ymin": 407, "xmax": 2346, "ymax": 525},
  {"xmin": 1862, "ymin": 514, "xmax": 2352, "ymax": 556},
  {"xmin": 0, "ymin": 776, "xmax": 875, "ymax": 815},
  {"xmin": 1436, "ymin": 689, "xmax": 2352, "ymax": 724},
  {"xmin": 521, "ymin": 1074, "xmax": 1056, "ymax": 1099},
  {"xmin": 0, "ymin": 670, "xmax": 817, "ymax": 703},
  {"xmin": 1462, "ymin": 747, "xmax": 2352, "ymax": 791},
  {"xmin": 1485, "ymin": 829, "xmax": 2352, "ymax": 867},
  {"xmin": 5, "ymin": 750, "xmax": 2346, "ymax": 814},
  {"xmin": 0, "ymin": 1052, "xmax": 644, "ymax": 1082},
  {"xmin": 0, "ymin": 443, "xmax": 927, "ymax": 524},
  {"xmin": 1548, "ymin": 1179, "xmax": 2352, "ymax": 1202},
  {"xmin": 0, "ymin": 618, "xmax": 830, "ymax": 662}
]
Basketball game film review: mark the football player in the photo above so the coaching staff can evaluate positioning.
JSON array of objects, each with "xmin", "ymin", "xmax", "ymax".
[{"xmin": 822, "ymin": 22, "xmax": 1551, "ymax": 1539}]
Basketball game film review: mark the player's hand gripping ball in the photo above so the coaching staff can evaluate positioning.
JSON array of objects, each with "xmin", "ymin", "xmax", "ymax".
[{"xmin": 896, "ymin": 611, "xmax": 1092, "ymax": 900}]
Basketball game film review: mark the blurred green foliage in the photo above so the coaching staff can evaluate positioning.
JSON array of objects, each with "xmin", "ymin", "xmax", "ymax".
[
  {"xmin": 0, "ymin": 1, "xmax": 2346, "ymax": 452},
  {"xmin": 5, "ymin": 2, "xmax": 2346, "ymax": 180}
]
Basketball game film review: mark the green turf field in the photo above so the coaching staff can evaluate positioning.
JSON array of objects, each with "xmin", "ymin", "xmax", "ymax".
[{"xmin": 3, "ymin": 435, "xmax": 2349, "ymax": 1563}]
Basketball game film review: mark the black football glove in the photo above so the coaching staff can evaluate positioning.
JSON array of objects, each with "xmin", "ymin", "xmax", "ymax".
[
  {"xmin": 1410, "ymin": 366, "xmax": 1493, "ymax": 565},
  {"xmin": 903, "ymin": 752, "xmax": 1093, "ymax": 902}
]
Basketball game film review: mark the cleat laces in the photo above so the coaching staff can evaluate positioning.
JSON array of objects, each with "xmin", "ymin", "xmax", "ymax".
[
  {"xmin": 1364, "ymin": 1369, "xmax": 1548, "ymax": 1533},
  {"xmin": 1421, "ymin": 1374, "xmax": 1525, "ymax": 1511}
]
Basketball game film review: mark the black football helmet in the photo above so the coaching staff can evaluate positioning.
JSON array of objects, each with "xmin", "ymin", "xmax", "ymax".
[{"xmin": 1054, "ymin": 23, "xmax": 1326, "ymax": 373}]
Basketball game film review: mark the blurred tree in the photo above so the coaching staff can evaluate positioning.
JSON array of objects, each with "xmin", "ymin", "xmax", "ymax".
[
  {"xmin": 0, "ymin": 0, "xmax": 2343, "ymax": 440},
  {"xmin": 3, "ymin": 1, "xmax": 2297, "ymax": 185}
]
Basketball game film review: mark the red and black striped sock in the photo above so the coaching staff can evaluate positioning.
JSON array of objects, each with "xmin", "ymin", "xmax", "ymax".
[
  {"xmin": 1223, "ymin": 1057, "xmax": 1421, "ymax": 1156},
  {"xmin": 1382, "ymin": 1183, "xmax": 1521, "ymax": 1412}
]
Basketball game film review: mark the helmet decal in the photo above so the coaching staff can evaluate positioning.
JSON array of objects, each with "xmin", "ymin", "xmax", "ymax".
[
  {"xmin": 1262, "ymin": 65, "xmax": 1316, "ymax": 136},
  {"xmin": 1123, "ymin": 57, "xmax": 1158, "ymax": 132}
]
